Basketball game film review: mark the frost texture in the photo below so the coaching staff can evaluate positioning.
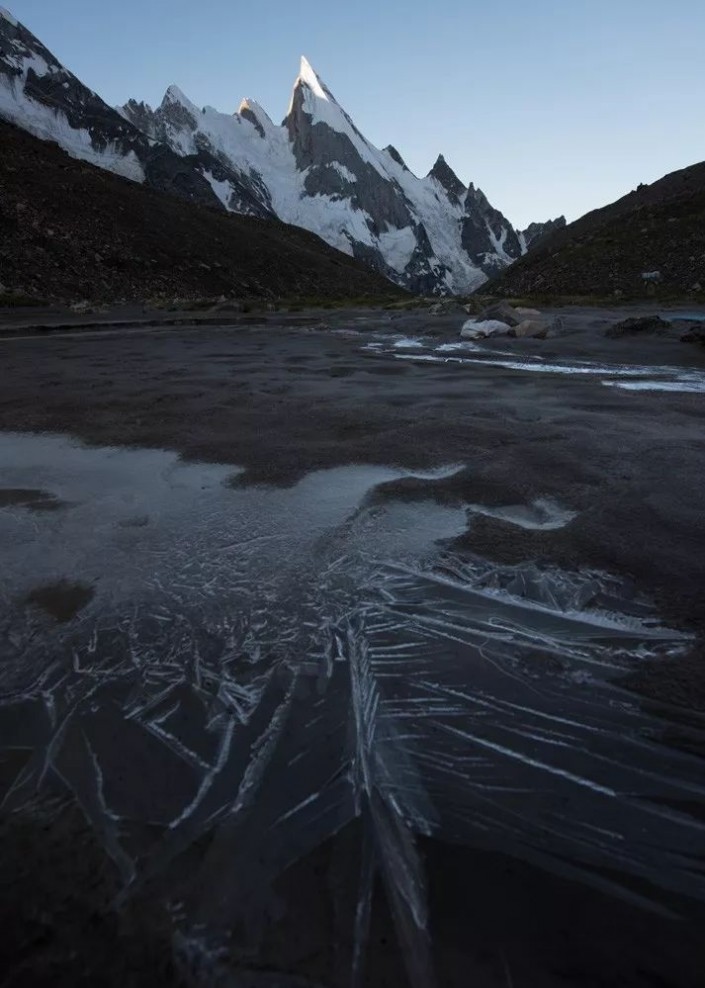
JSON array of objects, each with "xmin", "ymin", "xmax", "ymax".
[{"xmin": 0, "ymin": 434, "xmax": 703, "ymax": 982}]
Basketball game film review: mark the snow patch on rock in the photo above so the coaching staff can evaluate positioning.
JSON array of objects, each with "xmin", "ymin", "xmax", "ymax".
[
  {"xmin": 203, "ymin": 170, "xmax": 233, "ymax": 209},
  {"xmin": 0, "ymin": 74, "xmax": 145, "ymax": 181}
]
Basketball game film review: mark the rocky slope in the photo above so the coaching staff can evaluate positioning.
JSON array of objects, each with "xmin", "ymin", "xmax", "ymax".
[
  {"xmin": 520, "ymin": 217, "xmax": 567, "ymax": 250},
  {"xmin": 0, "ymin": 7, "xmax": 563, "ymax": 295},
  {"xmin": 486, "ymin": 161, "xmax": 705, "ymax": 298},
  {"xmin": 0, "ymin": 118, "xmax": 399, "ymax": 304}
]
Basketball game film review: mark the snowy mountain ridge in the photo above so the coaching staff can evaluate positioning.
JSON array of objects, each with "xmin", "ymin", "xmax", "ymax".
[{"xmin": 0, "ymin": 9, "xmax": 565, "ymax": 294}]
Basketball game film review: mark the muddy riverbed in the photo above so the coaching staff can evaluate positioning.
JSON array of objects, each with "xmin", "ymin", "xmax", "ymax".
[{"xmin": 1, "ymin": 305, "xmax": 704, "ymax": 986}]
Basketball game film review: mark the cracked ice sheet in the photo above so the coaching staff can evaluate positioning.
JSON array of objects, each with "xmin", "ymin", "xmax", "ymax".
[{"xmin": 0, "ymin": 432, "xmax": 704, "ymax": 979}]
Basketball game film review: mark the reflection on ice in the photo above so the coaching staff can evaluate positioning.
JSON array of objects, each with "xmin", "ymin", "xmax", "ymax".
[
  {"xmin": 0, "ymin": 433, "xmax": 703, "ymax": 983},
  {"xmin": 467, "ymin": 496, "xmax": 577, "ymax": 530}
]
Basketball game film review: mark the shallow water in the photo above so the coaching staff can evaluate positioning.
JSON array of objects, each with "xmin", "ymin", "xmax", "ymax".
[{"xmin": 1, "ymin": 433, "xmax": 703, "ymax": 983}]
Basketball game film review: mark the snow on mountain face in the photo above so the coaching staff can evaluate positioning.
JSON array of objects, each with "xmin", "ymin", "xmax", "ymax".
[
  {"xmin": 0, "ymin": 7, "xmax": 142, "ymax": 181},
  {"xmin": 0, "ymin": 9, "xmax": 233, "ymax": 210},
  {"xmin": 0, "ymin": 8, "xmax": 562, "ymax": 295},
  {"xmin": 120, "ymin": 57, "xmax": 566, "ymax": 294},
  {"xmin": 120, "ymin": 56, "xmax": 536, "ymax": 294}
]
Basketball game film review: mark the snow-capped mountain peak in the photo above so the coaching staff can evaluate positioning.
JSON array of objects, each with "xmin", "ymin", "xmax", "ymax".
[
  {"xmin": 163, "ymin": 84, "xmax": 195, "ymax": 109},
  {"xmin": 285, "ymin": 55, "xmax": 383, "ymax": 174},
  {"xmin": 0, "ymin": 8, "xmax": 566, "ymax": 294},
  {"xmin": 237, "ymin": 98, "xmax": 273, "ymax": 138},
  {"xmin": 297, "ymin": 55, "xmax": 330, "ymax": 101}
]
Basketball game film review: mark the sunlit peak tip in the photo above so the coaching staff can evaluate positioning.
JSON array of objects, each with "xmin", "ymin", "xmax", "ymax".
[{"xmin": 298, "ymin": 55, "xmax": 327, "ymax": 98}]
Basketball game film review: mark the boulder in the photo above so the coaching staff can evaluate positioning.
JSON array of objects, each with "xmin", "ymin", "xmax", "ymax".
[
  {"xmin": 605, "ymin": 316, "xmax": 672, "ymax": 338},
  {"xmin": 461, "ymin": 318, "xmax": 512, "ymax": 340},
  {"xmin": 510, "ymin": 319, "xmax": 549, "ymax": 339},
  {"xmin": 680, "ymin": 326, "xmax": 705, "ymax": 345},
  {"xmin": 514, "ymin": 306, "xmax": 542, "ymax": 318},
  {"xmin": 476, "ymin": 301, "xmax": 523, "ymax": 327}
]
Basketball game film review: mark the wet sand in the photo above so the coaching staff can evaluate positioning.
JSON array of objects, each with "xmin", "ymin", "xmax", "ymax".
[{"xmin": 1, "ymin": 305, "xmax": 704, "ymax": 986}]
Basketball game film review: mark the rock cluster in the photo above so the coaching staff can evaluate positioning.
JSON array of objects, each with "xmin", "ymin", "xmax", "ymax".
[{"xmin": 460, "ymin": 302, "xmax": 551, "ymax": 340}]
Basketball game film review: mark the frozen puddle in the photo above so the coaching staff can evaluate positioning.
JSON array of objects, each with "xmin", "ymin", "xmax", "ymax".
[
  {"xmin": 467, "ymin": 496, "xmax": 577, "ymax": 530},
  {"xmin": 363, "ymin": 338, "xmax": 705, "ymax": 392},
  {"xmin": 1, "ymin": 433, "xmax": 704, "ymax": 979}
]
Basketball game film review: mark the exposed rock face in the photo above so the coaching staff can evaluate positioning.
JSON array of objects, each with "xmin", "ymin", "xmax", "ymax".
[
  {"xmin": 462, "ymin": 185, "xmax": 523, "ymax": 271},
  {"xmin": 121, "ymin": 89, "xmax": 274, "ymax": 218},
  {"xmin": 384, "ymin": 145, "xmax": 409, "ymax": 170},
  {"xmin": 238, "ymin": 99, "xmax": 266, "ymax": 138},
  {"xmin": 119, "ymin": 99, "xmax": 158, "ymax": 138},
  {"xmin": 285, "ymin": 76, "xmax": 413, "ymax": 232},
  {"xmin": 0, "ymin": 10, "xmax": 222, "ymax": 208},
  {"xmin": 428, "ymin": 154, "xmax": 467, "ymax": 205},
  {"xmin": 0, "ymin": 10, "xmax": 561, "ymax": 295},
  {"xmin": 521, "ymin": 217, "xmax": 567, "ymax": 248}
]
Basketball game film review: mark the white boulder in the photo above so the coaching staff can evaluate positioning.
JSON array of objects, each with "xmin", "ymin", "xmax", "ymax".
[{"xmin": 461, "ymin": 318, "xmax": 512, "ymax": 340}]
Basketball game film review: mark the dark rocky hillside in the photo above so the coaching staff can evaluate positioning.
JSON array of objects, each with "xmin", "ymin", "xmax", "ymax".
[
  {"xmin": 485, "ymin": 161, "xmax": 705, "ymax": 298},
  {"xmin": 0, "ymin": 120, "xmax": 402, "ymax": 304}
]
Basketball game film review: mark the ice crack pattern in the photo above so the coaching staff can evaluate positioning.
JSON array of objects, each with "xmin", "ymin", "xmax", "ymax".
[{"xmin": 0, "ymin": 433, "xmax": 703, "ymax": 983}]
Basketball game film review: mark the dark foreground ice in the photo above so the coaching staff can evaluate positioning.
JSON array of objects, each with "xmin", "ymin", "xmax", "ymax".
[{"xmin": 1, "ymin": 433, "xmax": 704, "ymax": 986}]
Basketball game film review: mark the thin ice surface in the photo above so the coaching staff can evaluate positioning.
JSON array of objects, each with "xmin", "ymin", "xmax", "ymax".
[
  {"xmin": 0, "ymin": 433, "xmax": 703, "ymax": 981},
  {"xmin": 365, "ymin": 337, "xmax": 705, "ymax": 392},
  {"xmin": 466, "ymin": 497, "xmax": 577, "ymax": 530}
]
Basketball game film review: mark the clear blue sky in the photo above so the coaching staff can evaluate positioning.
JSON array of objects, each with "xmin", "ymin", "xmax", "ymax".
[{"xmin": 12, "ymin": 0, "xmax": 705, "ymax": 228}]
